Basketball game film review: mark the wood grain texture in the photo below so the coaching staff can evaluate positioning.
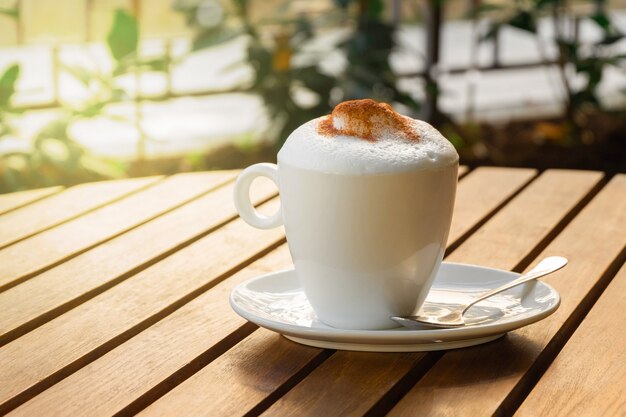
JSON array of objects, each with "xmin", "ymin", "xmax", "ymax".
[
  {"xmin": 0, "ymin": 186, "xmax": 63, "ymax": 215},
  {"xmin": 0, "ymin": 177, "xmax": 159, "ymax": 249},
  {"xmin": 10, "ymin": 245, "xmax": 296, "ymax": 417},
  {"xmin": 515, "ymin": 263, "xmax": 626, "ymax": 417},
  {"xmin": 140, "ymin": 328, "xmax": 323, "ymax": 417},
  {"xmin": 447, "ymin": 167, "xmax": 536, "ymax": 246},
  {"xmin": 388, "ymin": 174, "xmax": 626, "ymax": 417},
  {"xmin": 264, "ymin": 351, "xmax": 424, "ymax": 417},
  {"xmin": 0, "ymin": 177, "xmax": 277, "ymax": 345},
  {"xmin": 6, "ymin": 168, "xmax": 489, "ymax": 416},
  {"xmin": 4, "ymin": 169, "xmax": 622, "ymax": 417},
  {"xmin": 147, "ymin": 170, "xmax": 533, "ymax": 415},
  {"xmin": 260, "ymin": 169, "xmax": 604, "ymax": 417},
  {"xmin": 0, "ymin": 171, "xmax": 236, "ymax": 291},
  {"xmin": 0, "ymin": 198, "xmax": 284, "ymax": 414},
  {"xmin": 446, "ymin": 169, "xmax": 603, "ymax": 265}
]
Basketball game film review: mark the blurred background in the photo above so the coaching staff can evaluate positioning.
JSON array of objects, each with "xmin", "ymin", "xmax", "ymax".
[{"xmin": 0, "ymin": 0, "xmax": 625, "ymax": 193}]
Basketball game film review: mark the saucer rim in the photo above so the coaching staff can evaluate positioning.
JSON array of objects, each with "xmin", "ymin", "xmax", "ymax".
[
  {"xmin": 284, "ymin": 333, "xmax": 506, "ymax": 352},
  {"xmin": 229, "ymin": 262, "xmax": 561, "ymax": 345}
]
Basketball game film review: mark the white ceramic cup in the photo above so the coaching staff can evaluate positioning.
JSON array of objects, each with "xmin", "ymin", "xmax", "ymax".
[{"xmin": 233, "ymin": 160, "xmax": 458, "ymax": 330}]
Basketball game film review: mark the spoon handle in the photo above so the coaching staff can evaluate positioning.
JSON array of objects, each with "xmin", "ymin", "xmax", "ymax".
[{"xmin": 461, "ymin": 256, "xmax": 568, "ymax": 315}]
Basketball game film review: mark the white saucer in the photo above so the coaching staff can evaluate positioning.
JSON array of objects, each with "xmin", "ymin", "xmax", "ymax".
[{"xmin": 229, "ymin": 262, "xmax": 560, "ymax": 352}]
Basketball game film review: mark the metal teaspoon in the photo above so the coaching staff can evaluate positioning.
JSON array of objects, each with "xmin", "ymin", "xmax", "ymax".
[{"xmin": 392, "ymin": 256, "xmax": 568, "ymax": 329}]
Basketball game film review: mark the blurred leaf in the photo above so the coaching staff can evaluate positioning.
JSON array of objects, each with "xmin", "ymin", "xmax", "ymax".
[
  {"xmin": 192, "ymin": 27, "xmax": 243, "ymax": 50},
  {"xmin": 576, "ymin": 60, "xmax": 604, "ymax": 90},
  {"xmin": 591, "ymin": 11, "xmax": 612, "ymax": 32},
  {"xmin": 107, "ymin": 9, "xmax": 139, "ymax": 62},
  {"xmin": 466, "ymin": 3, "xmax": 503, "ymax": 18},
  {"xmin": 598, "ymin": 33, "xmax": 624, "ymax": 45},
  {"xmin": 293, "ymin": 16, "xmax": 314, "ymax": 44},
  {"xmin": 295, "ymin": 66, "xmax": 334, "ymax": 92},
  {"xmin": 136, "ymin": 57, "xmax": 171, "ymax": 72},
  {"xmin": 36, "ymin": 118, "xmax": 70, "ymax": 142},
  {"xmin": 333, "ymin": 0, "xmax": 352, "ymax": 9},
  {"xmin": 571, "ymin": 90, "xmax": 600, "ymax": 107},
  {"xmin": 364, "ymin": 0, "xmax": 384, "ymax": 19},
  {"xmin": 481, "ymin": 22, "xmax": 501, "ymax": 41},
  {"xmin": 393, "ymin": 91, "xmax": 420, "ymax": 111},
  {"xmin": 606, "ymin": 54, "xmax": 626, "ymax": 66},
  {"xmin": 75, "ymin": 100, "xmax": 107, "ymax": 118},
  {"xmin": 80, "ymin": 154, "xmax": 126, "ymax": 178},
  {"xmin": 0, "ymin": 64, "xmax": 19, "ymax": 108},
  {"xmin": 533, "ymin": 0, "xmax": 559, "ymax": 9},
  {"xmin": 111, "ymin": 87, "xmax": 129, "ymax": 101},
  {"xmin": 233, "ymin": 0, "xmax": 248, "ymax": 15},
  {"xmin": 248, "ymin": 43, "xmax": 272, "ymax": 88},
  {"xmin": 508, "ymin": 10, "xmax": 537, "ymax": 33},
  {"xmin": 557, "ymin": 39, "xmax": 578, "ymax": 59},
  {"xmin": 0, "ymin": 6, "xmax": 18, "ymax": 19},
  {"xmin": 62, "ymin": 64, "xmax": 92, "ymax": 86},
  {"xmin": 590, "ymin": 10, "xmax": 623, "ymax": 44},
  {"xmin": 0, "ymin": 120, "xmax": 14, "ymax": 137}
]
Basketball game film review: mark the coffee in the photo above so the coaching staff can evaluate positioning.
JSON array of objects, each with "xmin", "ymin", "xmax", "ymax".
[
  {"xmin": 234, "ymin": 99, "xmax": 458, "ymax": 330},
  {"xmin": 279, "ymin": 99, "xmax": 457, "ymax": 174}
]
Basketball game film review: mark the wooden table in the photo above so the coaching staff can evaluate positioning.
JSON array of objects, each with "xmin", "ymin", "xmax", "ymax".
[{"xmin": 0, "ymin": 167, "xmax": 624, "ymax": 416}]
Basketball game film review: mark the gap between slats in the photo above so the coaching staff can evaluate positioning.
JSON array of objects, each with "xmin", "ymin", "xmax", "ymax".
[
  {"xmin": 0, "ymin": 174, "xmax": 235, "ymax": 293},
  {"xmin": 446, "ymin": 169, "xmax": 539, "ymax": 256},
  {"xmin": 378, "ymin": 174, "xmax": 625, "ymax": 417},
  {"xmin": 0, "ymin": 236, "xmax": 286, "ymax": 415},
  {"xmin": 363, "ymin": 174, "xmax": 612, "ymax": 416},
  {"xmin": 0, "ymin": 187, "xmax": 279, "ymax": 347},
  {"xmin": 103, "ymin": 168, "xmax": 540, "ymax": 416},
  {"xmin": 0, "ymin": 186, "xmax": 65, "ymax": 216},
  {"xmin": 0, "ymin": 167, "xmax": 529, "ymax": 415},
  {"xmin": 495, "ymin": 244, "xmax": 626, "ymax": 416},
  {"xmin": 271, "ymin": 173, "xmax": 609, "ymax": 417},
  {"xmin": 0, "ymin": 178, "xmax": 163, "ymax": 250},
  {"xmin": 229, "ymin": 170, "xmax": 545, "ymax": 417}
]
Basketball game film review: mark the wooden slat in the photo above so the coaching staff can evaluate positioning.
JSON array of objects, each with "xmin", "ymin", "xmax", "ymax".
[
  {"xmin": 0, "ymin": 186, "xmax": 63, "ymax": 215},
  {"xmin": 10, "ymin": 245, "xmax": 297, "ymax": 417},
  {"xmin": 0, "ymin": 177, "xmax": 278, "ymax": 345},
  {"xmin": 515, "ymin": 263, "xmax": 626, "ymax": 416},
  {"xmin": 15, "ymin": 167, "xmax": 539, "ymax": 416},
  {"xmin": 0, "ymin": 177, "xmax": 159, "ymax": 248},
  {"xmin": 260, "ymin": 169, "xmax": 605, "ymax": 417},
  {"xmin": 266, "ymin": 351, "xmax": 427, "ymax": 417},
  {"xmin": 0, "ymin": 171, "xmax": 237, "ymax": 291},
  {"xmin": 388, "ymin": 174, "xmax": 626, "ymax": 417},
  {"xmin": 138, "ymin": 328, "xmax": 324, "ymax": 417},
  {"xmin": 446, "ymin": 169, "xmax": 604, "ymax": 265},
  {"xmin": 447, "ymin": 167, "xmax": 535, "ymax": 246},
  {"xmin": 0, "ymin": 198, "xmax": 285, "ymax": 414}
]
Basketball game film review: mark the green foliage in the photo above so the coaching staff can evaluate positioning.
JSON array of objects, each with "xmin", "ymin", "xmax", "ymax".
[
  {"xmin": 107, "ymin": 10, "xmax": 139, "ymax": 63},
  {"xmin": 0, "ymin": 8, "xmax": 168, "ymax": 193},
  {"xmin": 337, "ymin": 0, "xmax": 418, "ymax": 109},
  {"xmin": 0, "ymin": 5, "xmax": 19, "ymax": 19},
  {"xmin": 0, "ymin": 64, "xmax": 21, "ymax": 140},
  {"xmin": 0, "ymin": 64, "xmax": 19, "ymax": 108},
  {"xmin": 176, "ymin": 0, "xmax": 419, "ymax": 146},
  {"xmin": 0, "ymin": 63, "xmax": 127, "ymax": 193},
  {"xmin": 478, "ymin": 1, "xmax": 625, "ymax": 144}
]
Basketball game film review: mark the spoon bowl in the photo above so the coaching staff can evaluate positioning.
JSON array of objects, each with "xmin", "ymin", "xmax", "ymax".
[{"xmin": 392, "ymin": 256, "xmax": 568, "ymax": 329}]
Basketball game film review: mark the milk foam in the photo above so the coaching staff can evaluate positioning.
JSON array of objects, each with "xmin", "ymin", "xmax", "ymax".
[{"xmin": 278, "ymin": 115, "xmax": 459, "ymax": 174}]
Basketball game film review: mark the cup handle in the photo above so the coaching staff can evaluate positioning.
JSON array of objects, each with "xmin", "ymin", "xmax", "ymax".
[{"xmin": 233, "ymin": 163, "xmax": 283, "ymax": 229}]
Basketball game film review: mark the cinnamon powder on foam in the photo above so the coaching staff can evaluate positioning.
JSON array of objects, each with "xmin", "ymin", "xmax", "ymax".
[{"xmin": 317, "ymin": 99, "xmax": 420, "ymax": 142}]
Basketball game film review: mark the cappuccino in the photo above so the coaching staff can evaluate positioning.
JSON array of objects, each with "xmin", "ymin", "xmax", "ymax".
[
  {"xmin": 279, "ymin": 99, "xmax": 458, "ymax": 174},
  {"xmin": 234, "ymin": 99, "xmax": 459, "ymax": 329}
]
